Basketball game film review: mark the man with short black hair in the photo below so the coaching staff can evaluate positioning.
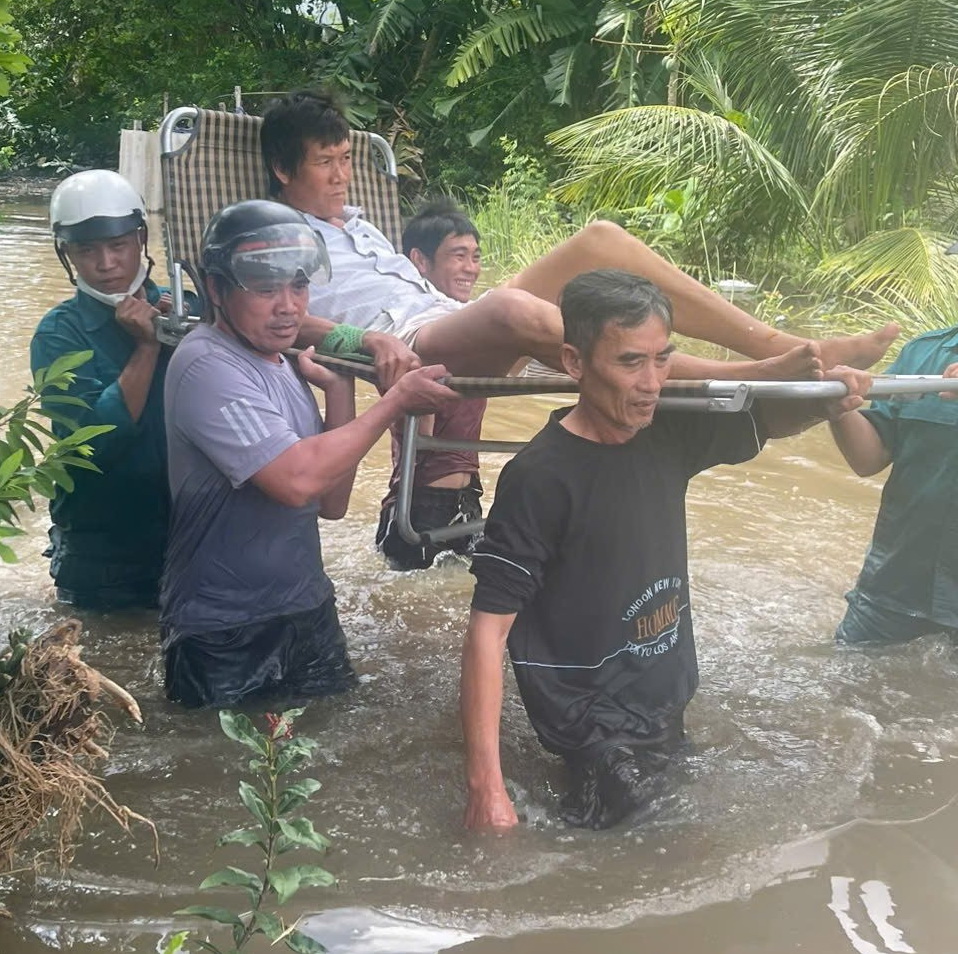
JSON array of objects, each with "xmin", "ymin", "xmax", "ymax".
[
  {"xmin": 402, "ymin": 197, "xmax": 482, "ymax": 304},
  {"xmin": 460, "ymin": 269, "xmax": 871, "ymax": 830},
  {"xmin": 376, "ymin": 198, "xmax": 487, "ymax": 569}
]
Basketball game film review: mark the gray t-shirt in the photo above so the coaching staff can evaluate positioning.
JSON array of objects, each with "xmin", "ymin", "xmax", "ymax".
[{"xmin": 160, "ymin": 323, "xmax": 333, "ymax": 634}]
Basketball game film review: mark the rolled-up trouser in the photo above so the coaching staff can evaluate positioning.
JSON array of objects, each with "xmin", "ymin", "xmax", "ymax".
[
  {"xmin": 561, "ymin": 715, "xmax": 686, "ymax": 830},
  {"xmin": 836, "ymin": 588, "xmax": 958, "ymax": 644},
  {"xmin": 162, "ymin": 599, "xmax": 357, "ymax": 709},
  {"xmin": 375, "ymin": 477, "xmax": 483, "ymax": 571}
]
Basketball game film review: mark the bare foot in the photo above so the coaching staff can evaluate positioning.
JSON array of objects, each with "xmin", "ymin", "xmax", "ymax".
[
  {"xmin": 703, "ymin": 343, "xmax": 823, "ymax": 381},
  {"xmin": 818, "ymin": 323, "xmax": 899, "ymax": 371},
  {"xmin": 747, "ymin": 343, "xmax": 823, "ymax": 381}
]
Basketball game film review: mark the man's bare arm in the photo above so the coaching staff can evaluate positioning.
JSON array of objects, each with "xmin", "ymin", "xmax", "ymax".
[
  {"xmin": 312, "ymin": 374, "xmax": 358, "ymax": 520},
  {"xmin": 461, "ymin": 608, "xmax": 519, "ymax": 831},
  {"xmin": 829, "ymin": 411, "xmax": 891, "ymax": 477},
  {"xmin": 756, "ymin": 366, "xmax": 874, "ymax": 440},
  {"xmin": 251, "ymin": 365, "xmax": 455, "ymax": 508}
]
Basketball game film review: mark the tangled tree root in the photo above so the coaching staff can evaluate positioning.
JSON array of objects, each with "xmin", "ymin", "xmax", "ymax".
[{"xmin": 0, "ymin": 618, "xmax": 157, "ymax": 873}]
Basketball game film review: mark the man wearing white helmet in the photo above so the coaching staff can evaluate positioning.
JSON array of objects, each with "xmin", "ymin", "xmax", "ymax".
[{"xmin": 30, "ymin": 169, "xmax": 184, "ymax": 609}]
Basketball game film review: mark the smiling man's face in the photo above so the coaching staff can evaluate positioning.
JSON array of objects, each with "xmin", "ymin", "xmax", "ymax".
[{"xmin": 417, "ymin": 232, "xmax": 481, "ymax": 302}]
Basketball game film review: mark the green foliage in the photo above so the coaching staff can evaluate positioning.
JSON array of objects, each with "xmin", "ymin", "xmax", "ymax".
[
  {"xmin": 0, "ymin": 0, "xmax": 30, "ymax": 97},
  {"xmin": 0, "ymin": 627, "xmax": 33, "ymax": 692},
  {"xmin": 544, "ymin": 0, "xmax": 958, "ymax": 337},
  {"xmin": 467, "ymin": 138, "xmax": 580, "ymax": 278},
  {"xmin": 443, "ymin": 0, "xmax": 667, "ymax": 142},
  {"xmin": 0, "ymin": 351, "xmax": 113, "ymax": 563},
  {"xmin": 2, "ymin": 0, "xmax": 662, "ymax": 183},
  {"xmin": 164, "ymin": 708, "xmax": 333, "ymax": 954}
]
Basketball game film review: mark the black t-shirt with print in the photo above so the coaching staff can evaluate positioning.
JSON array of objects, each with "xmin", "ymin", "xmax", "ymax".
[{"xmin": 471, "ymin": 406, "xmax": 765, "ymax": 762}]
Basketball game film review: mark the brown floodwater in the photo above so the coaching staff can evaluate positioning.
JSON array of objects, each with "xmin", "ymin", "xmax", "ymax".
[{"xmin": 2, "ymin": 188, "xmax": 958, "ymax": 954}]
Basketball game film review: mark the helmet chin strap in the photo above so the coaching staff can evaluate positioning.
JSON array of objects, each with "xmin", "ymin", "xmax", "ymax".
[
  {"xmin": 75, "ymin": 261, "xmax": 149, "ymax": 307},
  {"xmin": 55, "ymin": 226, "xmax": 155, "ymax": 308}
]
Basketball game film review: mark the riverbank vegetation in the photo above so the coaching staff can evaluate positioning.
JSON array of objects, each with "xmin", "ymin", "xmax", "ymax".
[{"xmin": 3, "ymin": 0, "xmax": 958, "ymax": 343}]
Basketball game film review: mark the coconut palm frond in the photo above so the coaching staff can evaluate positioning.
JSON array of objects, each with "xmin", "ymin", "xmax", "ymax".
[
  {"xmin": 814, "ymin": 65, "xmax": 958, "ymax": 239},
  {"xmin": 548, "ymin": 105, "xmax": 805, "ymax": 214},
  {"xmin": 861, "ymin": 287, "xmax": 958, "ymax": 341},
  {"xmin": 814, "ymin": 227, "xmax": 958, "ymax": 308},
  {"xmin": 658, "ymin": 0, "xmax": 833, "ymax": 179},
  {"xmin": 445, "ymin": 7, "xmax": 584, "ymax": 87},
  {"xmin": 821, "ymin": 0, "xmax": 958, "ymax": 86},
  {"xmin": 681, "ymin": 52, "xmax": 735, "ymax": 116}
]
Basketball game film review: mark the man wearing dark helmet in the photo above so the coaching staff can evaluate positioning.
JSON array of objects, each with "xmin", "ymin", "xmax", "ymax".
[{"xmin": 159, "ymin": 199, "xmax": 458, "ymax": 708}]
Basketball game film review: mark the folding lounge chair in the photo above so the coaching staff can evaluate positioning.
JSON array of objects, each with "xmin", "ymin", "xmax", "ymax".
[{"xmin": 157, "ymin": 105, "xmax": 401, "ymax": 339}]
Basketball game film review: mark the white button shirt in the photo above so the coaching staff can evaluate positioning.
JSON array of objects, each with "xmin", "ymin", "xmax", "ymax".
[{"xmin": 306, "ymin": 208, "xmax": 457, "ymax": 330}]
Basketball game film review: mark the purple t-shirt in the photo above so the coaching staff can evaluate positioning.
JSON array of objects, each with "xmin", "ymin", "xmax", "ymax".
[{"xmin": 160, "ymin": 324, "xmax": 333, "ymax": 634}]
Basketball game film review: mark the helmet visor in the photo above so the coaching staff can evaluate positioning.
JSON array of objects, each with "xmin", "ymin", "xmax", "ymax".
[{"xmin": 226, "ymin": 223, "xmax": 331, "ymax": 292}]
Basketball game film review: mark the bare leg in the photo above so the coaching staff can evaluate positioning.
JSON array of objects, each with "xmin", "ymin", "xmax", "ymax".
[
  {"xmin": 503, "ymin": 221, "xmax": 898, "ymax": 369},
  {"xmin": 672, "ymin": 343, "xmax": 824, "ymax": 381},
  {"xmin": 413, "ymin": 288, "xmax": 564, "ymax": 375}
]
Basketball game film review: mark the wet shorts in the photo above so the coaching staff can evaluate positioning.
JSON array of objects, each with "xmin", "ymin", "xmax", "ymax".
[
  {"xmin": 375, "ymin": 478, "xmax": 483, "ymax": 571},
  {"xmin": 162, "ymin": 599, "xmax": 357, "ymax": 709},
  {"xmin": 367, "ymin": 300, "xmax": 465, "ymax": 349},
  {"xmin": 46, "ymin": 530, "xmax": 161, "ymax": 611},
  {"xmin": 836, "ymin": 588, "xmax": 958, "ymax": 644}
]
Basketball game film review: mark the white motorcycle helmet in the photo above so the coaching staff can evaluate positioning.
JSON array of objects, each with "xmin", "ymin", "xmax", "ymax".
[
  {"xmin": 50, "ymin": 170, "xmax": 146, "ymax": 243},
  {"xmin": 50, "ymin": 170, "xmax": 153, "ymax": 304}
]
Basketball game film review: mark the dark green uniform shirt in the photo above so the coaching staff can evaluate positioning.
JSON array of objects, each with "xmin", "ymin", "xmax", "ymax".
[
  {"xmin": 857, "ymin": 326, "xmax": 958, "ymax": 627},
  {"xmin": 29, "ymin": 282, "xmax": 171, "ymax": 607}
]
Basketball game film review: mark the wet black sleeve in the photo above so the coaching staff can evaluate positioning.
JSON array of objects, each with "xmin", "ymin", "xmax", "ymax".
[
  {"xmin": 470, "ymin": 458, "xmax": 568, "ymax": 615},
  {"xmin": 667, "ymin": 409, "xmax": 767, "ymax": 477}
]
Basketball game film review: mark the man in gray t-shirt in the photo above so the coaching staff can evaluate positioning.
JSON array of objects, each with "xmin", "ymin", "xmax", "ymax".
[
  {"xmin": 163, "ymin": 322, "xmax": 334, "ymax": 633},
  {"xmin": 160, "ymin": 200, "xmax": 456, "ymax": 708}
]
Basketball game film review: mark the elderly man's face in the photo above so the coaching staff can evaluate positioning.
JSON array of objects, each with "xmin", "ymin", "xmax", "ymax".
[
  {"xmin": 567, "ymin": 316, "xmax": 674, "ymax": 437},
  {"xmin": 65, "ymin": 231, "xmax": 143, "ymax": 295},
  {"xmin": 212, "ymin": 276, "xmax": 310, "ymax": 359},
  {"xmin": 275, "ymin": 138, "xmax": 352, "ymax": 222}
]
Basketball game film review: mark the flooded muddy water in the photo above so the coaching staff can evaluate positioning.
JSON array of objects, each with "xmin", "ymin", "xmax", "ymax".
[{"xmin": 2, "ymin": 189, "xmax": 958, "ymax": 954}]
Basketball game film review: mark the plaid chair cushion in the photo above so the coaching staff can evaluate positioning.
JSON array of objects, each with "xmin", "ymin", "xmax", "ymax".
[{"xmin": 161, "ymin": 107, "xmax": 402, "ymax": 289}]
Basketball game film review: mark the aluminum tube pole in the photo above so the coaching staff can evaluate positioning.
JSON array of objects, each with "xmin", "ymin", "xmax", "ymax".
[
  {"xmin": 158, "ymin": 106, "xmax": 197, "ymax": 153},
  {"xmin": 395, "ymin": 415, "xmax": 424, "ymax": 546},
  {"xmin": 701, "ymin": 377, "xmax": 958, "ymax": 400},
  {"xmin": 417, "ymin": 436, "xmax": 528, "ymax": 454},
  {"xmin": 420, "ymin": 518, "xmax": 486, "ymax": 546}
]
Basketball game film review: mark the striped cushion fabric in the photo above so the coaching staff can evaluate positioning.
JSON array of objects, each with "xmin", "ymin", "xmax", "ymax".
[{"xmin": 161, "ymin": 107, "xmax": 402, "ymax": 288}]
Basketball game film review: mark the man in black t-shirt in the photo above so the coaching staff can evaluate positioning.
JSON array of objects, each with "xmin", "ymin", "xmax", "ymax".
[{"xmin": 460, "ymin": 269, "xmax": 872, "ymax": 831}]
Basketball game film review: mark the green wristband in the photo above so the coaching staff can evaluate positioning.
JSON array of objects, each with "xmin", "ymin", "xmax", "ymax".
[{"xmin": 320, "ymin": 322, "xmax": 366, "ymax": 356}]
